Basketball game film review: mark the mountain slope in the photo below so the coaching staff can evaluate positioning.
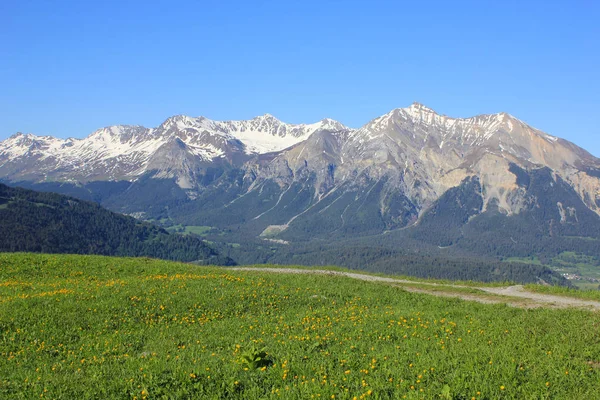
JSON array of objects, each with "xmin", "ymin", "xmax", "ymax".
[
  {"xmin": 239, "ymin": 103, "xmax": 600, "ymax": 226},
  {"xmin": 0, "ymin": 115, "xmax": 347, "ymax": 190},
  {"xmin": 162, "ymin": 103, "xmax": 599, "ymax": 247},
  {"xmin": 0, "ymin": 183, "xmax": 234, "ymax": 264},
  {"xmin": 341, "ymin": 103, "xmax": 600, "ymax": 215}
]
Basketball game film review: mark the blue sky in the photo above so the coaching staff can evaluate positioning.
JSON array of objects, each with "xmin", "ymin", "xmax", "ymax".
[{"xmin": 1, "ymin": 0, "xmax": 599, "ymax": 156}]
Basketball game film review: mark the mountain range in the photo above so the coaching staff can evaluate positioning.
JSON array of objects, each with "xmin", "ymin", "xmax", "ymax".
[
  {"xmin": 2, "ymin": 103, "xmax": 599, "ymax": 281},
  {"xmin": 0, "ymin": 114, "xmax": 345, "ymax": 187}
]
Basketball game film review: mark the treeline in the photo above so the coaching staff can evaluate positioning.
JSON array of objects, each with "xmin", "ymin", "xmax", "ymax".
[
  {"xmin": 214, "ymin": 238, "xmax": 569, "ymax": 286},
  {"xmin": 0, "ymin": 184, "xmax": 234, "ymax": 265}
]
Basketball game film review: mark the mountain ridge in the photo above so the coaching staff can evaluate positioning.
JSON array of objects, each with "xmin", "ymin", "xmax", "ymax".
[
  {"xmin": 2, "ymin": 103, "xmax": 599, "ymax": 219},
  {"xmin": 0, "ymin": 113, "xmax": 348, "ymax": 184}
]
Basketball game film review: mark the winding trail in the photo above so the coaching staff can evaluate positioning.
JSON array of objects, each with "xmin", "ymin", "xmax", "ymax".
[{"xmin": 229, "ymin": 267, "xmax": 600, "ymax": 311}]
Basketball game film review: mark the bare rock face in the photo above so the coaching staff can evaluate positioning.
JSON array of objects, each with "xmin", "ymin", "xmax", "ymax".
[
  {"xmin": 346, "ymin": 103, "xmax": 600, "ymax": 216},
  {"xmin": 239, "ymin": 103, "xmax": 600, "ymax": 224}
]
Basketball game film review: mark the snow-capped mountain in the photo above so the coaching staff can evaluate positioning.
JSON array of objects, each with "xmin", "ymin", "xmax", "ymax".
[
  {"xmin": 0, "ymin": 114, "xmax": 347, "ymax": 185},
  {"xmin": 239, "ymin": 102, "xmax": 600, "ymax": 221},
  {"xmin": 338, "ymin": 102, "xmax": 600, "ymax": 214},
  {"xmin": 2, "ymin": 103, "xmax": 599, "ymax": 233}
]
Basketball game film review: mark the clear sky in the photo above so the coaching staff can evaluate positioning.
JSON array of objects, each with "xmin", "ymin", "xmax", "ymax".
[{"xmin": 1, "ymin": 0, "xmax": 599, "ymax": 156}]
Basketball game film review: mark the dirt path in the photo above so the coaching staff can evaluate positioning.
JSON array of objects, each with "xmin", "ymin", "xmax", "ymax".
[
  {"xmin": 479, "ymin": 285, "xmax": 600, "ymax": 310},
  {"xmin": 229, "ymin": 267, "xmax": 600, "ymax": 311}
]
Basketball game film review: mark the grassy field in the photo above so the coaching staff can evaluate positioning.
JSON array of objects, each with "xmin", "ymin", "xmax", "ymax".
[
  {"xmin": 231, "ymin": 264, "xmax": 514, "ymax": 288},
  {"xmin": 1, "ymin": 254, "xmax": 600, "ymax": 399},
  {"xmin": 166, "ymin": 225, "xmax": 213, "ymax": 236},
  {"xmin": 523, "ymin": 284, "xmax": 600, "ymax": 301}
]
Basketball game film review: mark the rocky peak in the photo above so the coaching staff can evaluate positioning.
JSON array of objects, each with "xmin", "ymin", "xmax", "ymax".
[
  {"xmin": 253, "ymin": 113, "xmax": 279, "ymax": 121},
  {"xmin": 8, "ymin": 132, "xmax": 27, "ymax": 140},
  {"xmin": 87, "ymin": 125, "xmax": 154, "ymax": 147},
  {"xmin": 407, "ymin": 102, "xmax": 437, "ymax": 114}
]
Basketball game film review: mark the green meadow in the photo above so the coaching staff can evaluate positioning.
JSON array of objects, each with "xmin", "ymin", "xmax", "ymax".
[{"xmin": 1, "ymin": 253, "xmax": 599, "ymax": 399}]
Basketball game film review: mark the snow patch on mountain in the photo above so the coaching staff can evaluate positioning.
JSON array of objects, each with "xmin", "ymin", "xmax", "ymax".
[{"xmin": 0, "ymin": 114, "xmax": 348, "ymax": 183}]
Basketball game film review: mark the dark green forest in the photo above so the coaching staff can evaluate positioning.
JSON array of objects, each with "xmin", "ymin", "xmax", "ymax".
[
  {"xmin": 0, "ymin": 184, "xmax": 234, "ymax": 265},
  {"xmin": 207, "ymin": 237, "xmax": 570, "ymax": 286}
]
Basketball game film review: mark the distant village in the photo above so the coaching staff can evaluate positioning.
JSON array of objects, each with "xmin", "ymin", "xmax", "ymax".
[{"xmin": 561, "ymin": 273, "xmax": 600, "ymax": 283}]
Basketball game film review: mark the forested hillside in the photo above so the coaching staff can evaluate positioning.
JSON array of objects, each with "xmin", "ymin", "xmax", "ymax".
[
  {"xmin": 210, "ymin": 238, "xmax": 570, "ymax": 286},
  {"xmin": 0, "ymin": 184, "xmax": 234, "ymax": 265}
]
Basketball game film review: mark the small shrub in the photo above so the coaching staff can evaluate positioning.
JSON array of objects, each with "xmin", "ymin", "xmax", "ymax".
[{"xmin": 239, "ymin": 345, "xmax": 273, "ymax": 370}]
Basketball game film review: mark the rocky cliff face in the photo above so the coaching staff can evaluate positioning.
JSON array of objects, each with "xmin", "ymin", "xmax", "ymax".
[{"xmin": 236, "ymin": 103, "xmax": 600, "ymax": 233}]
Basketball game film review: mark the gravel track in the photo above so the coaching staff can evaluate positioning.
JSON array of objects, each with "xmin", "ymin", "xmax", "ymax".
[{"xmin": 229, "ymin": 267, "xmax": 600, "ymax": 311}]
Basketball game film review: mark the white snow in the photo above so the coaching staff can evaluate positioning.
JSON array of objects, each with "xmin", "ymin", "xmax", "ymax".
[
  {"xmin": 0, "ymin": 115, "xmax": 348, "ymax": 182},
  {"xmin": 231, "ymin": 128, "xmax": 308, "ymax": 153}
]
